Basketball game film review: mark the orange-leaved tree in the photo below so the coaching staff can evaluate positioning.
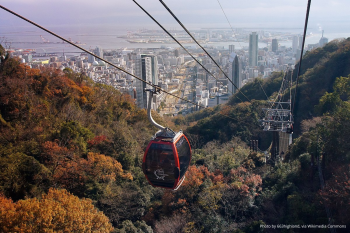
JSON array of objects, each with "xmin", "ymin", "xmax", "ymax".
[
  {"xmin": 52, "ymin": 152, "xmax": 133, "ymax": 195},
  {"xmin": 179, "ymin": 165, "xmax": 212, "ymax": 201},
  {"xmin": 319, "ymin": 164, "xmax": 350, "ymax": 225},
  {"xmin": 220, "ymin": 166, "xmax": 262, "ymax": 221},
  {"xmin": 0, "ymin": 188, "xmax": 113, "ymax": 232},
  {"xmin": 85, "ymin": 152, "xmax": 133, "ymax": 182}
]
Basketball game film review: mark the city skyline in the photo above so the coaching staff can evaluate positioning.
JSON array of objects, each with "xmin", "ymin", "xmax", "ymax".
[
  {"xmin": 1, "ymin": 0, "xmax": 349, "ymax": 114},
  {"xmin": 4, "ymin": 15, "xmax": 338, "ymax": 117},
  {"xmin": 1, "ymin": 0, "xmax": 350, "ymax": 33}
]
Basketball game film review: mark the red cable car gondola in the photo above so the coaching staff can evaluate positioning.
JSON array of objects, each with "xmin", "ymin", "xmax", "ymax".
[{"xmin": 142, "ymin": 88, "xmax": 192, "ymax": 190}]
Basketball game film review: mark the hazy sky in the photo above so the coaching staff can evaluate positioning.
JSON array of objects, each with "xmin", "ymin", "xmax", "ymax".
[{"xmin": 1, "ymin": 0, "xmax": 350, "ymax": 33}]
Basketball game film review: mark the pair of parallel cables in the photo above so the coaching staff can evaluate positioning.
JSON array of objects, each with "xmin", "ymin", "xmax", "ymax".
[
  {"xmin": 132, "ymin": 0, "xmax": 250, "ymax": 105},
  {"xmin": 216, "ymin": 0, "xmax": 311, "ymax": 114},
  {"xmin": 0, "ymin": 0, "xmax": 311, "ymax": 120},
  {"xmin": 0, "ymin": 4, "xmax": 238, "ymax": 121}
]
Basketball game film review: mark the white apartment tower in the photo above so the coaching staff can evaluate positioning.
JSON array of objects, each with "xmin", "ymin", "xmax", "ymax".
[
  {"xmin": 249, "ymin": 32, "xmax": 258, "ymax": 67},
  {"xmin": 135, "ymin": 54, "xmax": 159, "ymax": 109}
]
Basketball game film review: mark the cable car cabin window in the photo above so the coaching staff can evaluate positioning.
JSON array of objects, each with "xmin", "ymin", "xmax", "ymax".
[
  {"xmin": 176, "ymin": 136, "xmax": 191, "ymax": 179},
  {"xmin": 144, "ymin": 143, "xmax": 176, "ymax": 188}
]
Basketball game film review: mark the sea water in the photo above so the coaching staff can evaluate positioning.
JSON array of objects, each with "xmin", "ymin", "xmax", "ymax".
[{"xmin": 1, "ymin": 23, "xmax": 350, "ymax": 54}]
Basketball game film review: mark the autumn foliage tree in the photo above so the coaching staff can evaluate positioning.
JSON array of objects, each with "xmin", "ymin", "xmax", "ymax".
[
  {"xmin": 319, "ymin": 164, "xmax": 350, "ymax": 225},
  {"xmin": 52, "ymin": 152, "xmax": 133, "ymax": 196},
  {"xmin": 4, "ymin": 43, "xmax": 337, "ymax": 232},
  {"xmin": 179, "ymin": 165, "xmax": 212, "ymax": 201},
  {"xmin": 220, "ymin": 166, "xmax": 262, "ymax": 221},
  {"xmin": 0, "ymin": 188, "xmax": 113, "ymax": 232},
  {"xmin": 146, "ymin": 164, "xmax": 262, "ymax": 231}
]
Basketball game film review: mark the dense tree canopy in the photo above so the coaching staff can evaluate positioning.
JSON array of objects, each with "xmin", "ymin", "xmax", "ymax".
[
  {"xmin": 1, "ymin": 38, "xmax": 350, "ymax": 231},
  {"xmin": 0, "ymin": 188, "xmax": 113, "ymax": 232}
]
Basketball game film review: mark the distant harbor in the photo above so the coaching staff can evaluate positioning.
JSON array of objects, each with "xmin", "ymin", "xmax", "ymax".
[
  {"xmin": 126, "ymin": 39, "xmax": 205, "ymax": 44},
  {"xmin": 8, "ymin": 41, "xmax": 86, "ymax": 45}
]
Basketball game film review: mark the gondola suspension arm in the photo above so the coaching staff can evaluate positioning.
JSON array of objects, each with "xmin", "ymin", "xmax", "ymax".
[{"xmin": 146, "ymin": 87, "xmax": 165, "ymax": 131}]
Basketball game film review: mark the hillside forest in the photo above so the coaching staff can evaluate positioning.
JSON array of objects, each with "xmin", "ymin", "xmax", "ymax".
[{"xmin": 0, "ymin": 38, "xmax": 350, "ymax": 233}]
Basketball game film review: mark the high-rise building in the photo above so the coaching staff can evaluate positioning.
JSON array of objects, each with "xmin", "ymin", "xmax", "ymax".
[
  {"xmin": 94, "ymin": 46, "xmax": 103, "ymax": 61},
  {"xmin": 229, "ymin": 45, "xmax": 235, "ymax": 54},
  {"xmin": 319, "ymin": 30, "xmax": 328, "ymax": 47},
  {"xmin": 295, "ymin": 49, "xmax": 302, "ymax": 60},
  {"xmin": 228, "ymin": 52, "xmax": 241, "ymax": 95},
  {"xmin": 135, "ymin": 54, "xmax": 159, "ymax": 109},
  {"xmin": 299, "ymin": 36, "xmax": 304, "ymax": 50},
  {"xmin": 50, "ymin": 57, "xmax": 58, "ymax": 62},
  {"xmin": 77, "ymin": 60, "xmax": 84, "ymax": 68},
  {"xmin": 60, "ymin": 55, "xmax": 67, "ymax": 62},
  {"xmin": 292, "ymin": 35, "xmax": 299, "ymax": 53},
  {"xmin": 272, "ymin": 39, "xmax": 278, "ymax": 52},
  {"xmin": 249, "ymin": 32, "xmax": 258, "ymax": 67},
  {"xmin": 88, "ymin": 54, "xmax": 95, "ymax": 63},
  {"xmin": 23, "ymin": 54, "xmax": 32, "ymax": 63}
]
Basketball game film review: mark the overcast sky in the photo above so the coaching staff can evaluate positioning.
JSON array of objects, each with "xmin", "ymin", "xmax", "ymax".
[{"xmin": 1, "ymin": 0, "xmax": 350, "ymax": 34}]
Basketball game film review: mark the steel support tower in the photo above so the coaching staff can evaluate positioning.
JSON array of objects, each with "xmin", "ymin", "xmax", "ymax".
[{"xmin": 259, "ymin": 70, "xmax": 293, "ymax": 162}]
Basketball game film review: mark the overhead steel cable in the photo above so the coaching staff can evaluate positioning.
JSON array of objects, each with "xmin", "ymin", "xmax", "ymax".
[
  {"xmin": 271, "ymin": 71, "xmax": 288, "ymax": 107},
  {"xmin": 217, "ymin": 0, "xmax": 269, "ymax": 106},
  {"xmin": 292, "ymin": 0, "xmax": 311, "ymax": 113},
  {"xmin": 258, "ymin": 71, "xmax": 287, "ymax": 120},
  {"xmin": 130, "ymin": 1, "xmax": 227, "ymax": 93},
  {"xmin": 216, "ymin": 0, "xmax": 244, "ymax": 51},
  {"xmin": 159, "ymin": 0, "xmax": 251, "ymax": 104},
  {"xmin": 132, "ymin": 0, "xmax": 247, "ymax": 103},
  {"xmin": 0, "ymin": 4, "xmax": 239, "ymax": 121},
  {"xmin": 216, "ymin": 0, "xmax": 235, "ymax": 35},
  {"xmin": 257, "ymin": 78, "xmax": 269, "ymax": 101}
]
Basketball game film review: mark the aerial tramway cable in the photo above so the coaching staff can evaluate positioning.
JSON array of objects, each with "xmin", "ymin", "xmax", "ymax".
[
  {"xmin": 0, "ymin": 4, "xmax": 195, "ymax": 191},
  {"xmin": 216, "ymin": 0, "xmax": 272, "ymax": 107},
  {"xmin": 216, "ymin": 0, "xmax": 309, "ymax": 116},
  {"xmin": 292, "ymin": 0, "xmax": 312, "ymax": 113},
  {"xmin": 0, "ymin": 4, "xmax": 238, "ymax": 122},
  {"xmin": 132, "ymin": 1, "xmax": 238, "ymax": 98},
  {"xmin": 132, "ymin": 0, "xmax": 251, "ymax": 105},
  {"xmin": 288, "ymin": 1, "xmax": 336, "ymax": 228},
  {"xmin": 216, "ymin": 0, "xmax": 235, "ymax": 38},
  {"xmin": 158, "ymin": 0, "xmax": 252, "ymax": 104},
  {"xmin": 258, "ymin": 78, "xmax": 270, "ymax": 101},
  {"xmin": 216, "ymin": 0, "xmax": 246, "ymax": 57}
]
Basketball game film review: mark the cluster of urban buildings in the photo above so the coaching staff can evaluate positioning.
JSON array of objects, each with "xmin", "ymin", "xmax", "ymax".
[{"xmin": 8, "ymin": 29, "xmax": 329, "ymax": 115}]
